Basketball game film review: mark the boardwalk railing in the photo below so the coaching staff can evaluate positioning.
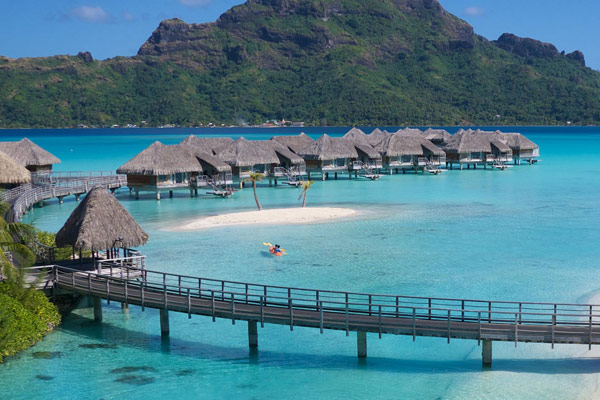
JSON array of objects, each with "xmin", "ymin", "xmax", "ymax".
[
  {"xmin": 5, "ymin": 174, "xmax": 126, "ymax": 222},
  {"xmin": 45, "ymin": 258, "xmax": 600, "ymax": 365}
]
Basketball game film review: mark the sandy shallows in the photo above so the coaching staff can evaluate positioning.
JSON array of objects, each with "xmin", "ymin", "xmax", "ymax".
[{"xmin": 171, "ymin": 207, "xmax": 357, "ymax": 231}]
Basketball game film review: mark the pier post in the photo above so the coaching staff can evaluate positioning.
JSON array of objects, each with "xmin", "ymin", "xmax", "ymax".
[
  {"xmin": 274, "ymin": 179, "xmax": 278, "ymax": 186},
  {"xmin": 169, "ymin": 191, "xmax": 173, "ymax": 198},
  {"xmin": 482, "ymin": 339, "xmax": 492, "ymax": 367},
  {"xmin": 57, "ymin": 196, "xmax": 64, "ymax": 204},
  {"xmin": 135, "ymin": 190, "xmax": 139, "ymax": 200},
  {"xmin": 160, "ymin": 309, "xmax": 170, "ymax": 337},
  {"xmin": 93, "ymin": 296, "xmax": 102, "ymax": 321},
  {"xmin": 129, "ymin": 188, "xmax": 133, "ymax": 196},
  {"xmin": 194, "ymin": 188, "xmax": 198, "ymax": 196},
  {"xmin": 190, "ymin": 189, "xmax": 194, "ymax": 197},
  {"xmin": 334, "ymin": 172, "xmax": 338, "ymax": 180},
  {"xmin": 248, "ymin": 320, "xmax": 258, "ymax": 348},
  {"xmin": 357, "ymin": 331, "xmax": 367, "ymax": 358},
  {"xmin": 269, "ymin": 178, "xmax": 272, "ymax": 187}
]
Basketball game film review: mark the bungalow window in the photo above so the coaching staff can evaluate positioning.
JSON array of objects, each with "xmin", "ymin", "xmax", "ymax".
[
  {"xmin": 174, "ymin": 172, "xmax": 188, "ymax": 184},
  {"xmin": 401, "ymin": 155, "xmax": 412, "ymax": 163},
  {"xmin": 471, "ymin": 152, "xmax": 482, "ymax": 159},
  {"xmin": 335, "ymin": 158, "xmax": 346, "ymax": 167}
]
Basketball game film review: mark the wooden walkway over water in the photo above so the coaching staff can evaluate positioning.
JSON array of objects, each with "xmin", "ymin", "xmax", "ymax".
[
  {"xmin": 0, "ymin": 171, "xmax": 126, "ymax": 222},
  {"xmin": 31, "ymin": 256, "xmax": 600, "ymax": 367}
]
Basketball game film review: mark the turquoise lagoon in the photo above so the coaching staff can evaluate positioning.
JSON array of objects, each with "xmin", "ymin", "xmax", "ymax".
[{"xmin": 1, "ymin": 127, "xmax": 600, "ymax": 399}]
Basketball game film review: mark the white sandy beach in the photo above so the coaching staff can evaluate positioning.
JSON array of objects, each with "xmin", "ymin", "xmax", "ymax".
[{"xmin": 173, "ymin": 207, "xmax": 357, "ymax": 231}]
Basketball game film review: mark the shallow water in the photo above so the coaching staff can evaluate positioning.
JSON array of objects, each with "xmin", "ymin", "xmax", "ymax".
[{"xmin": 1, "ymin": 127, "xmax": 600, "ymax": 399}]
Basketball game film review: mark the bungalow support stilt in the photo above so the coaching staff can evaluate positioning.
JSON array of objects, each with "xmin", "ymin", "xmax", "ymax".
[
  {"xmin": 93, "ymin": 296, "xmax": 102, "ymax": 321},
  {"xmin": 160, "ymin": 309, "xmax": 170, "ymax": 337},
  {"xmin": 248, "ymin": 320, "xmax": 258, "ymax": 348},
  {"xmin": 357, "ymin": 331, "xmax": 367, "ymax": 358},
  {"xmin": 482, "ymin": 339, "xmax": 492, "ymax": 366},
  {"xmin": 169, "ymin": 190, "xmax": 173, "ymax": 198},
  {"xmin": 57, "ymin": 196, "xmax": 64, "ymax": 204},
  {"xmin": 156, "ymin": 192, "xmax": 161, "ymax": 201}
]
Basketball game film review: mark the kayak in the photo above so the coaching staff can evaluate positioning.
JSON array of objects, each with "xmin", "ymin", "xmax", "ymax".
[{"xmin": 264, "ymin": 242, "xmax": 286, "ymax": 256}]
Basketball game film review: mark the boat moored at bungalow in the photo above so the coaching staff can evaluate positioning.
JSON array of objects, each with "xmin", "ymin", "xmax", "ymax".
[
  {"xmin": 117, "ymin": 141, "xmax": 202, "ymax": 200},
  {"xmin": 442, "ymin": 129, "xmax": 512, "ymax": 169}
]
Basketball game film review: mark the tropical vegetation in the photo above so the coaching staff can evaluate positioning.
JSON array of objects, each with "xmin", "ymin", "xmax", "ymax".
[
  {"xmin": 1, "ymin": 0, "xmax": 599, "ymax": 128},
  {"xmin": 298, "ymin": 180, "xmax": 315, "ymax": 208},
  {"xmin": 245, "ymin": 172, "xmax": 264, "ymax": 211}
]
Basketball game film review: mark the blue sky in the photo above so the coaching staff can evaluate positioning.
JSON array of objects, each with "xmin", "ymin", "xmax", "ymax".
[{"xmin": 1, "ymin": 0, "xmax": 599, "ymax": 70}]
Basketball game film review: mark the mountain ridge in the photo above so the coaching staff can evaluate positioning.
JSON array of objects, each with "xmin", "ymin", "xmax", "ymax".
[{"xmin": 0, "ymin": 0, "xmax": 599, "ymax": 128}]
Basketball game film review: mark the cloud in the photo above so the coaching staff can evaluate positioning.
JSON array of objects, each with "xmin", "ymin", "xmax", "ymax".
[
  {"xmin": 122, "ymin": 11, "xmax": 136, "ymax": 22},
  {"xmin": 179, "ymin": 0, "xmax": 214, "ymax": 7},
  {"xmin": 64, "ymin": 6, "xmax": 112, "ymax": 23},
  {"xmin": 464, "ymin": 7, "xmax": 486, "ymax": 16}
]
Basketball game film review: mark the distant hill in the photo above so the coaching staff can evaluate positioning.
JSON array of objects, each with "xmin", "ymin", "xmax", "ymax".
[{"xmin": 1, "ymin": 0, "xmax": 599, "ymax": 128}]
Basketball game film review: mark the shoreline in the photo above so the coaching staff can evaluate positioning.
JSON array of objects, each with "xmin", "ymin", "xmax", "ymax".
[{"xmin": 170, "ymin": 207, "xmax": 357, "ymax": 231}]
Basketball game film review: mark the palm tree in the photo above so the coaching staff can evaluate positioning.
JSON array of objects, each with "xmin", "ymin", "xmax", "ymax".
[
  {"xmin": 0, "ymin": 201, "xmax": 36, "ymax": 273},
  {"xmin": 244, "ymin": 172, "xmax": 264, "ymax": 211},
  {"xmin": 298, "ymin": 180, "xmax": 315, "ymax": 208}
]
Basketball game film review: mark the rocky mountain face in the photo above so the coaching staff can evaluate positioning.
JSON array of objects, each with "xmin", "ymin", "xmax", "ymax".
[{"xmin": 0, "ymin": 0, "xmax": 599, "ymax": 128}]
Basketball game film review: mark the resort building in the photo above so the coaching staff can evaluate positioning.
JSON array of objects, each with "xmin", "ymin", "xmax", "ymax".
[
  {"xmin": 178, "ymin": 135, "xmax": 233, "ymax": 188},
  {"xmin": 117, "ymin": 141, "xmax": 202, "ymax": 200},
  {"xmin": 216, "ymin": 137, "xmax": 280, "ymax": 182},
  {"xmin": 376, "ymin": 131, "xmax": 446, "ymax": 174},
  {"xmin": 297, "ymin": 134, "xmax": 358, "ymax": 180},
  {"xmin": 492, "ymin": 131, "xmax": 540, "ymax": 164},
  {"xmin": 365, "ymin": 128, "xmax": 391, "ymax": 147},
  {"xmin": 342, "ymin": 128, "xmax": 383, "ymax": 176},
  {"xmin": 0, "ymin": 150, "xmax": 31, "ymax": 188},
  {"xmin": 270, "ymin": 140, "xmax": 307, "ymax": 184},
  {"xmin": 0, "ymin": 138, "xmax": 61, "ymax": 173},
  {"xmin": 442, "ymin": 129, "xmax": 512, "ymax": 169}
]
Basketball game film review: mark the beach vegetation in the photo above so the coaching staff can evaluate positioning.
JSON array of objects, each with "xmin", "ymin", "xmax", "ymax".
[
  {"xmin": 245, "ymin": 172, "xmax": 264, "ymax": 211},
  {"xmin": 298, "ymin": 180, "xmax": 315, "ymax": 208}
]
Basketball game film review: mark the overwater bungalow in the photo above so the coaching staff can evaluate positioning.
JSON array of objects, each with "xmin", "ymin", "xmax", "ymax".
[
  {"xmin": 0, "ymin": 138, "xmax": 61, "ymax": 173},
  {"xmin": 271, "ymin": 133, "xmax": 315, "ymax": 154},
  {"xmin": 178, "ymin": 135, "xmax": 233, "ymax": 187},
  {"xmin": 0, "ymin": 150, "xmax": 31, "ymax": 187},
  {"xmin": 422, "ymin": 128, "xmax": 451, "ymax": 146},
  {"xmin": 297, "ymin": 134, "xmax": 358, "ymax": 180},
  {"xmin": 377, "ymin": 131, "xmax": 446, "ymax": 174},
  {"xmin": 442, "ymin": 129, "xmax": 512, "ymax": 169},
  {"xmin": 270, "ymin": 140, "xmax": 307, "ymax": 183},
  {"xmin": 342, "ymin": 128, "xmax": 383, "ymax": 176},
  {"xmin": 493, "ymin": 131, "xmax": 540, "ymax": 164},
  {"xmin": 117, "ymin": 141, "xmax": 202, "ymax": 200},
  {"xmin": 56, "ymin": 186, "xmax": 149, "ymax": 263},
  {"xmin": 216, "ymin": 137, "xmax": 280, "ymax": 182}
]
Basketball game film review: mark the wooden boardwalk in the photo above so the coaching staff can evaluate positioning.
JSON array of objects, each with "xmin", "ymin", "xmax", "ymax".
[
  {"xmin": 0, "ymin": 171, "xmax": 126, "ymax": 222},
  {"xmin": 39, "ymin": 257, "xmax": 600, "ymax": 366}
]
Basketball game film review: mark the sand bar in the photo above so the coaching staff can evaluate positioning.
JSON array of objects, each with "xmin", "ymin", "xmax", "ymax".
[{"xmin": 173, "ymin": 207, "xmax": 357, "ymax": 231}]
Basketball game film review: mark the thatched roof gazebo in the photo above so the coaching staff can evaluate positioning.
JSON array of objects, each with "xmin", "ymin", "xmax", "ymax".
[
  {"xmin": 216, "ymin": 137, "xmax": 280, "ymax": 179},
  {"xmin": 56, "ymin": 187, "xmax": 149, "ymax": 262},
  {"xmin": 0, "ymin": 138, "xmax": 61, "ymax": 173},
  {"xmin": 271, "ymin": 133, "xmax": 314, "ymax": 154},
  {"xmin": 117, "ymin": 141, "xmax": 202, "ymax": 200},
  {"xmin": 0, "ymin": 150, "xmax": 31, "ymax": 185}
]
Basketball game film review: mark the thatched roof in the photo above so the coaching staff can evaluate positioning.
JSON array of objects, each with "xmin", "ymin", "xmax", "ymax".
[
  {"xmin": 443, "ymin": 129, "xmax": 511, "ymax": 153},
  {"xmin": 366, "ymin": 128, "xmax": 391, "ymax": 146},
  {"xmin": 179, "ymin": 135, "xmax": 234, "ymax": 155},
  {"xmin": 423, "ymin": 128, "xmax": 451, "ymax": 144},
  {"xmin": 377, "ymin": 133, "xmax": 445, "ymax": 157},
  {"xmin": 270, "ymin": 140, "xmax": 305, "ymax": 165},
  {"xmin": 271, "ymin": 133, "xmax": 314, "ymax": 153},
  {"xmin": 346, "ymin": 140, "xmax": 381, "ymax": 159},
  {"xmin": 217, "ymin": 137, "xmax": 280, "ymax": 167},
  {"xmin": 195, "ymin": 152, "xmax": 232, "ymax": 173},
  {"xmin": 298, "ymin": 134, "xmax": 358, "ymax": 160},
  {"xmin": 395, "ymin": 127, "xmax": 423, "ymax": 136},
  {"xmin": 0, "ymin": 150, "xmax": 31, "ymax": 184},
  {"xmin": 493, "ymin": 131, "xmax": 539, "ymax": 151},
  {"xmin": 343, "ymin": 127, "xmax": 368, "ymax": 143},
  {"xmin": 117, "ymin": 141, "xmax": 202, "ymax": 175},
  {"xmin": 56, "ymin": 187, "xmax": 149, "ymax": 251},
  {"xmin": 0, "ymin": 138, "xmax": 61, "ymax": 166}
]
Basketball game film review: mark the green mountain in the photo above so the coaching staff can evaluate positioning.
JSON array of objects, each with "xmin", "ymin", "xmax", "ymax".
[{"xmin": 1, "ymin": 0, "xmax": 600, "ymax": 128}]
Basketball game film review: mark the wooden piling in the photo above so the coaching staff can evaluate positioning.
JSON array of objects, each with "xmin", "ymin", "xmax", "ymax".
[
  {"xmin": 93, "ymin": 296, "xmax": 102, "ymax": 321},
  {"xmin": 482, "ymin": 339, "xmax": 492, "ymax": 366},
  {"xmin": 160, "ymin": 309, "xmax": 170, "ymax": 337},
  {"xmin": 357, "ymin": 331, "xmax": 367, "ymax": 358},
  {"xmin": 248, "ymin": 320, "xmax": 258, "ymax": 348}
]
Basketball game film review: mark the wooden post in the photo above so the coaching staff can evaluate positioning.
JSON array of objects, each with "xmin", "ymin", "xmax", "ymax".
[
  {"xmin": 169, "ymin": 190, "xmax": 173, "ymax": 198},
  {"xmin": 93, "ymin": 296, "xmax": 102, "ymax": 321},
  {"xmin": 334, "ymin": 172, "xmax": 338, "ymax": 180},
  {"xmin": 357, "ymin": 331, "xmax": 367, "ymax": 358},
  {"xmin": 160, "ymin": 309, "xmax": 170, "ymax": 337},
  {"xmin": 482, "ymin": 339, "xmax": 492, "ymax": 366},
  {"xmin": 135, "ymin": 190, "xmax": 139, "ymax": 200},
  {"xmin": 57, "ymin": 196, "xmax": 64, "ymax": 204},
  {"xmin": 248, "ymin": 320, "xmax": 258, "ymax": 348}
]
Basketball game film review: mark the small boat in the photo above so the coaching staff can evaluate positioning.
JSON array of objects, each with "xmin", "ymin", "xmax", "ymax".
[
  {"xmin": 207, "ymin": 189, "xmax": 233, "ymax": 197},
  {"xmin": 365, "ymin": 174, "xmax": 381, "ymax": 180}
]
